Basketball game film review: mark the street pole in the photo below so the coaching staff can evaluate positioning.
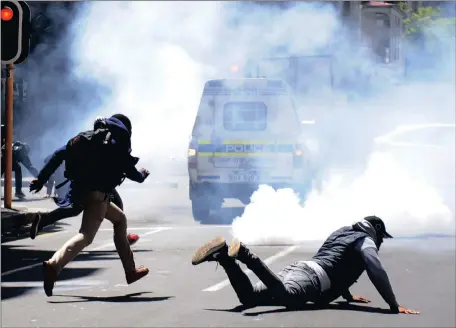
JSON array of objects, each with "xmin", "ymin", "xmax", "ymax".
[{"xmin": 3, "ymin": 63, "xmax": 15, "ymax": 209}]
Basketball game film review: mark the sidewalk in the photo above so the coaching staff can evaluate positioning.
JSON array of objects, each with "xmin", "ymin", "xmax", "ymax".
[
  {"xmin": 1, "ymin": 191, "xmax": 54, "ymax": 234},
  {"xmin": 1, "ymin": 207, "xmax": 37, "ymax": 233},
  {"xmin": 1, "ymin": 177, "xmax": 181, "ymax": 188}
]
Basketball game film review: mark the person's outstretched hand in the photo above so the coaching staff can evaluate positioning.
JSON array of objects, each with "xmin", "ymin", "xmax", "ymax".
[
  {"xmin": 396, "ymin": 306, "xmax": 420, "ymax": 315},
  {"xmin": 30, "ymin": 179, "xmax": 44, "ymax": 193},
  {"xmin": 346, "ymin": 295, "xmax": 371, "ymax": 304}
]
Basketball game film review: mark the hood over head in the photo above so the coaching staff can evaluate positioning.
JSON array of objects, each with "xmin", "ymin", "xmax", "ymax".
[
  {"xmin": 353, "ymin": 219, "xmax": 378, "ymax": 243},
  {"xmin": 104, "ymin": 116, "xmax": 132, "ymax": 152},
  {"xmin": 353, "ymin": 215, "xmax": 393, "ymax": 249},
  {"xmin": 109, "ymin": 114, "xmax": 132, "ymax": 136},
  {"xmin": 353, "ymin": 215, "xmax": 392, "ymax": 249}
]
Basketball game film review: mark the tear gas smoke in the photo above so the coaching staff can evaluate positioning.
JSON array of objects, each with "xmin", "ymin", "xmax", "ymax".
[
  {"xmin": 66, "ymin": 1, "xmax": 343, "ymax": 214},
  {"xmin": 25, "ymin": 2, "xmax": 455, "ymax": 242}
]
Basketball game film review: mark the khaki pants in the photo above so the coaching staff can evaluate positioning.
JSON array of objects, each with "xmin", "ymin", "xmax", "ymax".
[{"xmin": 48, "ymin": 191, "xmax": 135, "ymax": 274}]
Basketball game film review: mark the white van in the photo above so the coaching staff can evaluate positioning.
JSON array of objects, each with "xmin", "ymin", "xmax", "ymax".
[{"xmin": 188, "ymin": 78, "xmax": 313, "ymax": 223}]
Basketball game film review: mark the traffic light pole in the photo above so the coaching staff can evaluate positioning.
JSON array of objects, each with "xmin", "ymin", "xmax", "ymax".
[{"xmin": 3, "ymin": 63, "xmax": 14, "ymax": 209}]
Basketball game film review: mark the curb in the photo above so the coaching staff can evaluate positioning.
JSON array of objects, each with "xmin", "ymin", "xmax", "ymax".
[
  {"xmin": 1, "ymin": 207, "xmax": 50, "ymax": 233},
  {"xmin": 1, "ymin": 208, "xmax": 34, "ymax": 233}
]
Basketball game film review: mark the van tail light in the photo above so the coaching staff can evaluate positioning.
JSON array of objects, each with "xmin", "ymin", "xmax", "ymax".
[
  {"xmin": 293, "ymin": 143, "xmax": 304, "ymax": 168},
  {"xmin": 188, "ymin": 136, "xmax": 198, "ymax": 169}
]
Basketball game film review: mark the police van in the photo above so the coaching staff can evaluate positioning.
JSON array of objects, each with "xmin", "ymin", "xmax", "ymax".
[{"xmin": 188, "ymin": 78, "xmax": 313, "ymax": 223}]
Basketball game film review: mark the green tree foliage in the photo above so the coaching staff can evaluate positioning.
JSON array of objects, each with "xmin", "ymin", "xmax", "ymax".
[{"xmin": 398, "ymin": 2, "xmax": 456, "ymax": 40}]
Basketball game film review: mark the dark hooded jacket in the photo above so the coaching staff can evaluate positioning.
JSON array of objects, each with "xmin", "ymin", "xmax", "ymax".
[
  {"xmin": 312, "ymin": 220, "xmax": 380, "ymax": 304},
  {"xmin": 1, "ymin": 141, "xmax": 39, "ymax": 177},
  {"xmin": 36, "ymin": 117, "xmax": 146, "ymax": 207}
]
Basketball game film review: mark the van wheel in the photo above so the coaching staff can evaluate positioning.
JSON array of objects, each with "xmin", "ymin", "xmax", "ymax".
[
  {"xmin": 191, "ymin": 199, "xmax": 211, "ymax": 223},
  {"xmin": 294, "ymin": 183, "xmax": 311, "ymax": 203}
]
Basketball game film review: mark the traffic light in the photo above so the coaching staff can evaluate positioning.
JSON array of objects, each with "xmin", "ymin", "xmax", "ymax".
[{"xmin": 1, "ymin": 0, "xmax": 31, "ymax": 64}]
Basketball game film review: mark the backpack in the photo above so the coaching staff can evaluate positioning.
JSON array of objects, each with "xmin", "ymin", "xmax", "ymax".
[{"xmin": 63, "ymin": 128, "xmax": 128, "ymax": 191}]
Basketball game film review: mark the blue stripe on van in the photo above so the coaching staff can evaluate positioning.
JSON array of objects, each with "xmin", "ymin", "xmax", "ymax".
[
  {"xmin": 197, "ymin": 144, "xmax": 294, "ymax": 153},
  {"xmin": 197, "ymin": 175, "xmax": 220, "ymax": 180}
]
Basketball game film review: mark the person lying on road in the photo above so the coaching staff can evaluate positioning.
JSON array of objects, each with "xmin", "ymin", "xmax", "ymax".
[{"xmin": 191, "ymin": 215, "xmax": 419, "ymax": 315}]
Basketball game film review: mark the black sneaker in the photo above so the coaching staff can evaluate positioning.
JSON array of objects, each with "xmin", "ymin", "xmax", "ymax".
[
  {"xmin": 42, "ymin": 261, "xmax": 57, "ymax": 297},
  {"xmin": 30, "ymin": 213, "xmax": 42, "ymax": 240},
  {"xmin": 228, "ymin": 239, "xmax": 253, "ymax": 263},
  {"xmin": 228, "ymin": 238, "xmax": 242, "ymax": 258},
  {"xmin": 191, "ymin": 236, "xmax": 227, "ymax": 265},
  {"xmin": 15, "ymin": 192, "xmax": 26, "ymax": 199}
]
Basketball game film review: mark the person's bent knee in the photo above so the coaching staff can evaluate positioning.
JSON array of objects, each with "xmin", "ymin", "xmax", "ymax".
[
  {"xmin": 80, "ymin": 232, "xmax": 97, "ymax": 247},
  {"xmin": 113, "ymin": 212, "xmax": 127, "ymax": 228}
]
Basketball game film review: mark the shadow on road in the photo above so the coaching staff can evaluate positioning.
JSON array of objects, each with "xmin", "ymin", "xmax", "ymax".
[
  {"xmin": 2, "ymin": 245, "xmax": 154, "ymax": 275},
  {"xmin": 206, "ymin": 304, "xmax": 254, "ymax": 313},
  {"xmin": 48, "ymin": 292, "xmax": 173, "ymax": 304},
  {"xmin": 207, "ymin": 302, "xmax": 393, "ymax": 316},
  {"xmin": 244, "ymin": 302, "xmax": 393, "ymax": 316},
  {"xmin": 2, "ymin": 266, "xmax": 104, "ymax": 301},
  {"xmin": 1, "ymin": 245, "xmax": 153, "ymax": 301},
  {"xmin": 1, "ymin": 221, "xmax": 69, "ymax": 243}
]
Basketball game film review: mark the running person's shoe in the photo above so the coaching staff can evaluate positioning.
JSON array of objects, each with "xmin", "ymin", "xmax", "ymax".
[
  {"xmin": 30, "ymin": 212, "xmax": 42, "ymax": 240},
  {"xmin": 127, "ymin": 233, "xmax": 139, "ymax": 245},
  {"xmin": 126, "ymin": 266, "xmax": 149, "ymax": 284}
]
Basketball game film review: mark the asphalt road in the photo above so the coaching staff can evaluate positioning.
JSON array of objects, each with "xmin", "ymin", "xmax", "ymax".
[{"xmin": 1, "ymin": 184, "xmax": 455, "ymax": 327}]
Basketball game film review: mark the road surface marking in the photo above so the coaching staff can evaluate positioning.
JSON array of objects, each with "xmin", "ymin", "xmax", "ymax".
[
  {"xmin": 39, "ymin": 231, "xmax": 66, "ymax": 238},
  {"xmin": 143, "ymin": 227, "xmax": 171, "ymax": 236},
  {"xmin": 202, "ymin": 245, "xmax": 300, "ymax": 292},
  {"xmin": 1, "ymin": 263, "xmax": 42, "ymax": 277},
  {"xmin": 92, "ymin": 227, "xmax": 171, "ymax": 251},
  {"xmin": 99, "ymin": 227, "xmax": 170, "ymax": 231}
]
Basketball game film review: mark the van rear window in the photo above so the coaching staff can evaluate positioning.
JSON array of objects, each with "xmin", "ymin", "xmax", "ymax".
[{"xmin": 223, "ymin": 102, "xmax": 267, "ymax": 131}]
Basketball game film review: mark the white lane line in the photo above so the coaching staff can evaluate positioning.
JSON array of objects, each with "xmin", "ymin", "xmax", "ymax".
[
  {"xmin": 143, "ymin": 227, "xmax": 171, "ymax": 236},
  {"xmin": 99, "ymin": 225, "xmax": 231, "ymax": 231},
  {"xmin": 91, "ymin": 227, "xmax": 171, "ymax": 251},
  {"xmin": 98, "ymin": 227, "xmax": 170, "ymax": 231},
  {"xmin": 202, "ymin": 245, "xmax": 300, "ymax": 292},
  {"xmin": 1, "ymin": 263, "xmax": 43, "ymax": 277},
  {"xmin": 1, "ymin": 227, "xmax": 171, "ymax": 277}
]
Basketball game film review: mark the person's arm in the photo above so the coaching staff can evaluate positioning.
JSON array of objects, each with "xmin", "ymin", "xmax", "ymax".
[
  {"xmin": 340, "ymin": 288, "xmax": 371, "ymax": 303},
  {"xmin": 125, "ymin": 166, "xmax": 146, "ymax": 182},
  {"xmin": 341, "ymin": 289, "xmax": 353, "ymax": 300},
  {"xmin": 357, "ymin": 238, "xmax": 400, "ymax": 311},
  {"xmin": 37, "ymin": 146, "xmax": 67, "ymax": 184},
  {"xmin": 124, "ymin": 155, "xmax": 149, "ymax": 183}
]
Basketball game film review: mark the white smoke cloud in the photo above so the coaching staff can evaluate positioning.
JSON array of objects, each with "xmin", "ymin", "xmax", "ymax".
[
  {"xmin": 232, "ymin": 150, "xmax": 454, "ymax": 245},
  {"xmin": 31, "ymin": 1, "xmax": 454, "ymax": 242}
]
